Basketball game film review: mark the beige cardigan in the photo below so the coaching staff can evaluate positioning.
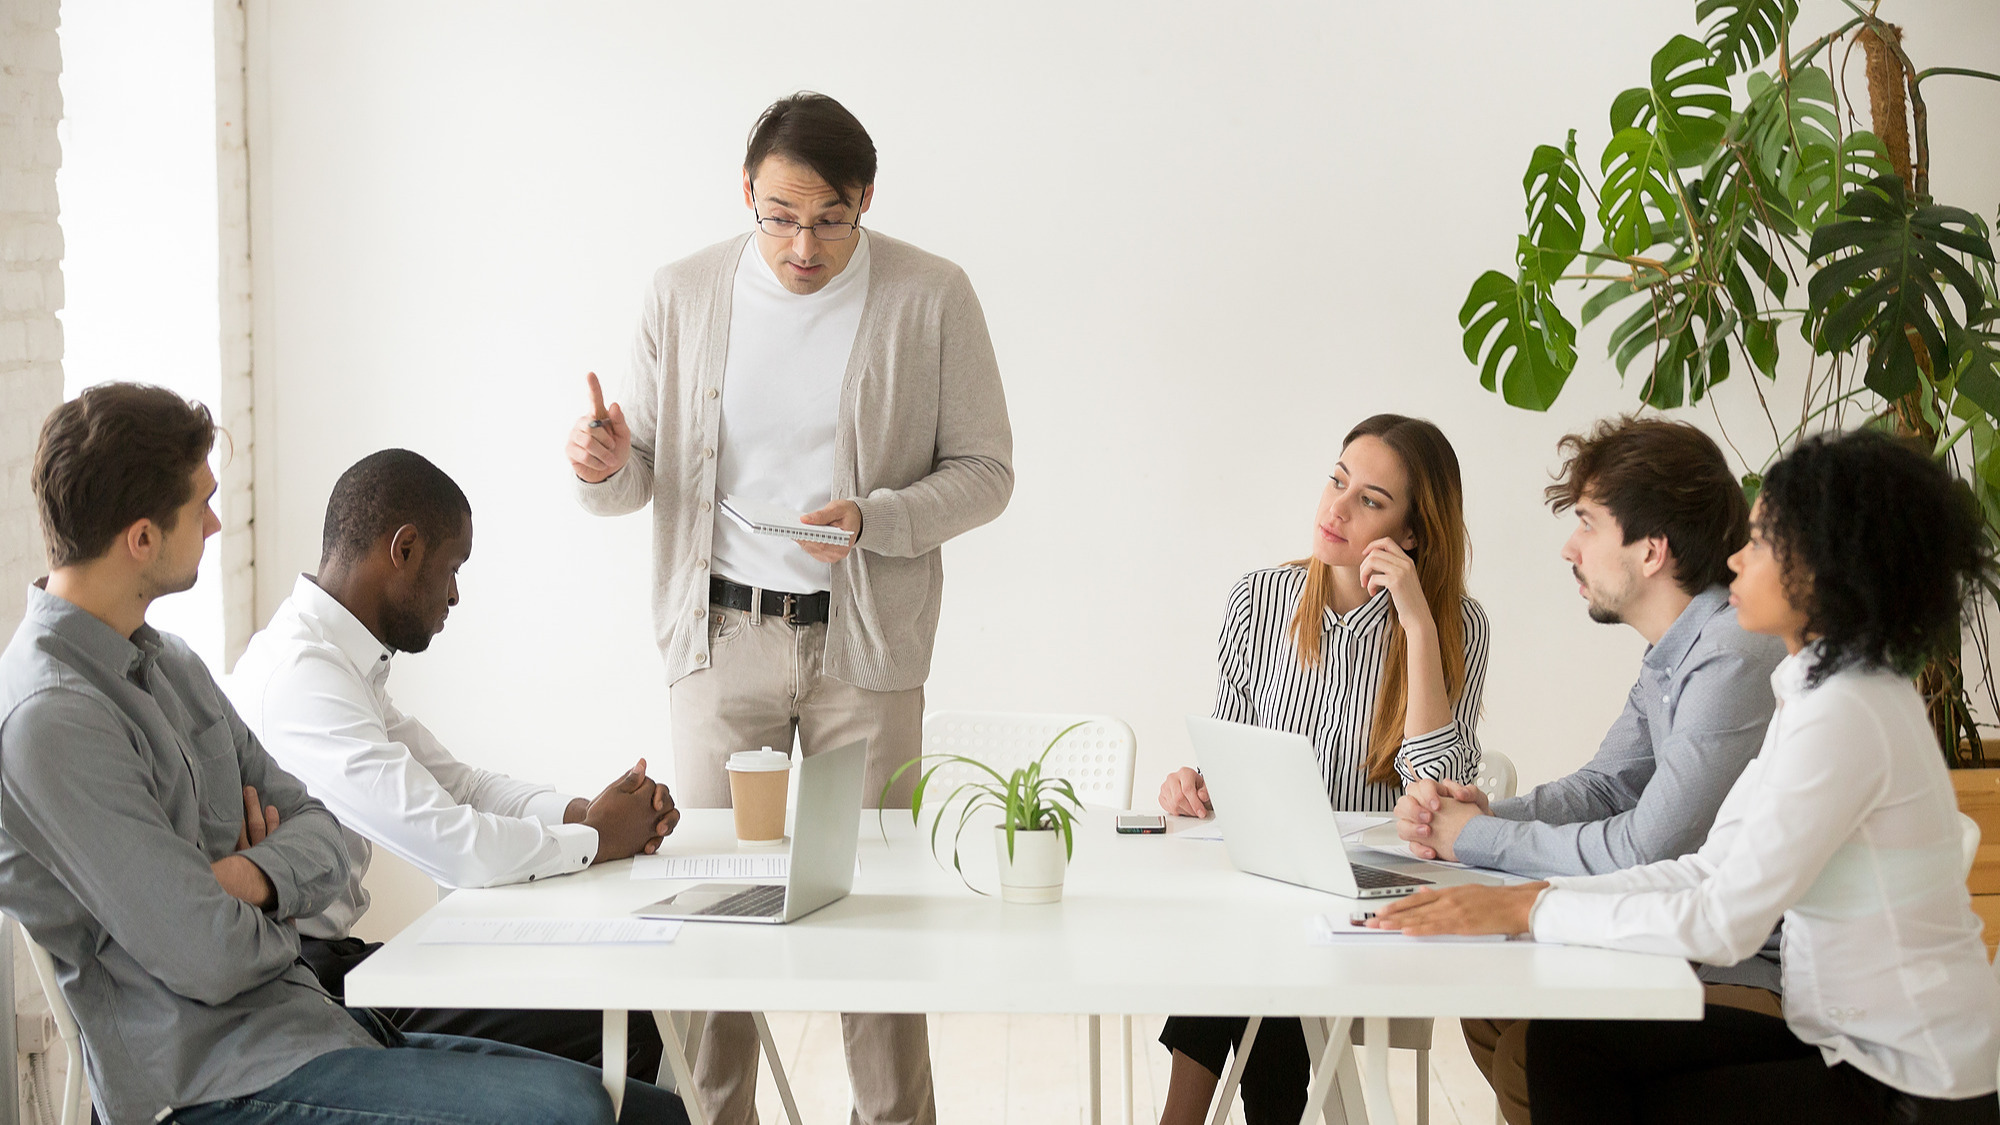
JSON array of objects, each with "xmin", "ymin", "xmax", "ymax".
[{"xmin": 576, "ymin": 231, "xmax": 1014, "ymax": 692}]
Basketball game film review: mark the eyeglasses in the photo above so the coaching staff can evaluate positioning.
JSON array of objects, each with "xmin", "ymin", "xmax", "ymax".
[{"xmin": 751, "ymin": 193, "xmax": 860, "ymax": 242}]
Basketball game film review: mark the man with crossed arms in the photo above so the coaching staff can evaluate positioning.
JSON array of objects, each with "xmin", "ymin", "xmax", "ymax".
[{"xmin": 1394, "ymin": 417, "xmax": 1788, "ymax": 1125}]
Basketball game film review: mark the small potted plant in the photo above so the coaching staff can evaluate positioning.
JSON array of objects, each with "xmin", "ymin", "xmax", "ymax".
[{"xmin": 883, "ymin": 722, "xmax": 1087, "ymax": 903}]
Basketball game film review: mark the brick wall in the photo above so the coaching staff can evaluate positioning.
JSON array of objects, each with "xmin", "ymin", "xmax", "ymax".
[
  {"xmin": 2, "ymin": 0, "xmax": 65, "ymax": 635},
  {"xmin": 3, "ymin": 0, "xmax": 68, "ymax": 1117}
]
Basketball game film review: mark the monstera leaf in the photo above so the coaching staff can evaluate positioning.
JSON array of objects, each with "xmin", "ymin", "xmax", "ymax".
[
  {"xmin": 1600, "ymin": 127, "xmax": 1680, "ymax": 258},
  {"xmin": 1951, "ymin": 312, "xmax": 2000, "ymax": 418},
  {"xmin": 1460, "ymin": 269, "xmax": 1577, "ymax": 411},
  {"xmin": 1518, "ymin": 139, "xmax": 1585, "ymax": 287},
  {"xmin": 1610, "ymin": 36, "xmax": 1731, "ymax": 167},
  {"xmin": 1698, "ymin": 0, "xmax": 1798, "ymax": 76},
  {"xmin": 1602, "ymin": 275, "xmax": 1739, "ymax": 408},
  {"xmin": 1808, "ymin": 176, "xmax": 1994, "ymax": 400}
]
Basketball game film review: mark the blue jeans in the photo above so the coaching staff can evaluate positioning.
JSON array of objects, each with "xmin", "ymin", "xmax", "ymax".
[{"xmin": 170, "ymin": 1032, "xmax": 689, "ymax": 1125}]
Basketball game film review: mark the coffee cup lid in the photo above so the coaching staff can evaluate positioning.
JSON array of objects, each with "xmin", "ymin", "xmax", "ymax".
[{"xmin": 727, "ymin": 748, "xmax": 792, "ymax": 772}]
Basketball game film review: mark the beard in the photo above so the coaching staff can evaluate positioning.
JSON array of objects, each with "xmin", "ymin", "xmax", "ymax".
[
  {"xmin": 379, "ymin": 598, "xmax": 437, "ymax": 654},
  {"xmin": 1576, "ymin": 566, "xmax": 1629, "ymax": 626}
]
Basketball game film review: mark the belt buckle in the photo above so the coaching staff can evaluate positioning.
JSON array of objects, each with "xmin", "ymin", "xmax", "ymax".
[{"xmin": 781, "ymin": 593, "xmax": 800, "ymax": 625}]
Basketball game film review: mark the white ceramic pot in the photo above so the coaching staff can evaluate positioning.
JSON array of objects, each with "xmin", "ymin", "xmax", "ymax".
[{"xmin": 993, "ymin": 826, "xmax": 1068, "ymax": 904}]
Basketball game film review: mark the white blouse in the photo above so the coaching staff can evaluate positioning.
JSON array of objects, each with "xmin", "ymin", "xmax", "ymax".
[{"xmin": 1531, "ymin": 648, "xmax": 2000, "ymax": 1099}]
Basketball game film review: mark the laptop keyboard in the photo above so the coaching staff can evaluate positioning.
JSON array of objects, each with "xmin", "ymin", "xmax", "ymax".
[
  {"xmin": 1351, "ymin": 864, "xmax": 1435, "ymax": 890},
  {"xmin": 693, "ymin": 884, "xmax": 788, "ymax": 918}
]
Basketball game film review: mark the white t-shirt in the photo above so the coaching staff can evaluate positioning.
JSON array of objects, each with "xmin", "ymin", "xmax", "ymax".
[{"xmin": 712, "ymin": 230, "xmax": 871, "ymax": 593}]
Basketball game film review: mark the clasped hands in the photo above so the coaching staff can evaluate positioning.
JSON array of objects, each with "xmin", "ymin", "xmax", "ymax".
[
  {"xmin": 566, "ymin": 758, "xmax": 682, "ymax": 864},
  {"xmin": 1370, "ymin": 778, "xmax": 1545, "ymax": 936}
]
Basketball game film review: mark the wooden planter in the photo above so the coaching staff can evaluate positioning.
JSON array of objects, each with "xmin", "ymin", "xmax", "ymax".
[{"xmin": 1952, "ymin": 768, "xmax": 2000, "ymax": 955}]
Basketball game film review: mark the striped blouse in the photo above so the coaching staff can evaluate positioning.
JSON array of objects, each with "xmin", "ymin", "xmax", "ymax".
[{"xmin": 1214, "ymin": 565, "xmax": 1490, "ymax": 813}]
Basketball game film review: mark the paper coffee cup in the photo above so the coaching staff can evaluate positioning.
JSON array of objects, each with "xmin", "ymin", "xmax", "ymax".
[{"xmin": 727, "ymin": 748, "xmax": 792, "ymax": 844}]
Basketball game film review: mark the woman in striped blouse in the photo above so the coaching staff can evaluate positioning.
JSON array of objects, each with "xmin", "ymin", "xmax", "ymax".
[{"xmin": 1155, "ymin": 413, "xmax": 1491, "ymax": 1125}]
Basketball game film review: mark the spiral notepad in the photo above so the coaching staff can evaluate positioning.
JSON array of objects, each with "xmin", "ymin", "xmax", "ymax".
[{"xmin": 718, "ymin": 495, "xmax": 854, "ymax": 545}]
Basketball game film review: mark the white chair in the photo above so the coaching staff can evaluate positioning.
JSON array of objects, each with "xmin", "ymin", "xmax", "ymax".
[
  {"xmin": 919, "ymin": 711, "xmax": 1139, "ymax": 1125},
  {"xmin": 15, "ymin": 919, "xmax": 85, "ymax": 1125}
]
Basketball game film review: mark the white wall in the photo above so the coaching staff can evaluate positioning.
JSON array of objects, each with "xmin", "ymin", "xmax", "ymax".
[
  {"xmin": 57, "ymin": 0, "xmax": 224, "ymax": 669},
  {"xmin": 245, "ymin": 0, "xmax": 2000, "ymax": 804}
]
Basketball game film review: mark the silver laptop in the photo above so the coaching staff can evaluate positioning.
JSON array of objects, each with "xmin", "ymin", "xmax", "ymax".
[
  {"xmin": 635, "ymin": 738, "xmax": 867, "ymax": 924},
  {"xmin": 1185, "ymin": 717, "xmax": 1500, "ymax": 900}
]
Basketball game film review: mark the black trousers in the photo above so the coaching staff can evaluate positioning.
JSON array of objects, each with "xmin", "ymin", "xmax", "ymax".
[
  {"xmin": 1159, "ymin": 1015, "xmax": 1310, "ymax": 1125},
  {"xmin": 1525, "ymin": 1004, "xmax": 2000, "ymax": 1125},
  {"xmin": 299, "ymin": 935, "xmax": 666, "ymax": 1084}
]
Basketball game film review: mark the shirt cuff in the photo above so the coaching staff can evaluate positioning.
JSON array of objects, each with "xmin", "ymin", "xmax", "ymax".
[
  {"xmin": 236, "ymin": 840, "xmax": 302, "ymax": 917},
  {"xmin": 524, "ymin": 790, "xmax": 580, "ymax": 828},
  {"xmin": 1395, "ymin": 724, "xmax": 1462, "ymax": 784},
  {"xmin": 1527, "ymin": 883, "xmax": 1603, "ymax": 945},
  {"xmin": 546, "ymin": 823, "xmax": 599, "ymax": 875},
  {"xmin": 1449, "ymin": 813, "xmax": 1505, "ymax": 870}
]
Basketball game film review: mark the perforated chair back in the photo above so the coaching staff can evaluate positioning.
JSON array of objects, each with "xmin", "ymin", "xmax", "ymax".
[
  {"xmin": 1474, "ymin": 750, "xmax": 1519, "ymax": 801},
  {"xmin": 15, "ymin": 918, "xmax": 85, "ymax": 1125},
  {"xmin": 1961, "ymin": 813, "xmax": 1982, "ymax": 880},
  {"xmin": 919, "ymin": 712, "xmax": 1137, "ymax": 810}
]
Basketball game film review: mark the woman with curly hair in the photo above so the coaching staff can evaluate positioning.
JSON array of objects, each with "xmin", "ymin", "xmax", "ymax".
[{"xmin": 1368, "ymin": 429, "xmax": 2000, "ymax": 1124}]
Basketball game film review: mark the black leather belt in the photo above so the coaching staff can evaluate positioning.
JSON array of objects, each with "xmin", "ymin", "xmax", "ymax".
[{"xmin": 709, "ymin": 576, "xmax": 830, "ymax": 626}]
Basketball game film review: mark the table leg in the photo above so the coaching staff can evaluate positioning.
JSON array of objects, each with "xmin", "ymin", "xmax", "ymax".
[
  {"xmin": 1121, "ymin": 1014, "xmax": 1135, "ymax": 1125},
  {"xmin": 1359, "ymin": 1017, "xmax": 1398, "ymax": 1125},
  {"xmin": 652, "ymin": 1011, "xmax": 711, "ymax": 1125},
  {"xmin": 602, "ymin": 1009, "xmax": 628, "ymax": 1120},
  {"xmin": 751, "ymin": 1012, "xmax": 804, "ymax": 1125},
  {"xmin": 1209, "ymin": 1016, "xmax": 1260, "ymax": 1125},
  {"xmin": 1088, "ymin": 1014, "xmax": 1103, "ymax": 1125},
  {"xmin": 1297, "ymin": 1016, "xmax": 1354, "ymax": 1125}
]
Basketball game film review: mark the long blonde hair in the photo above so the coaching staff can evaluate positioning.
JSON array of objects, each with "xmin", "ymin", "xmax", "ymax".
[{"xmin": 1286, "ymin": 415, "xmax": 1470, "ymax": 786}]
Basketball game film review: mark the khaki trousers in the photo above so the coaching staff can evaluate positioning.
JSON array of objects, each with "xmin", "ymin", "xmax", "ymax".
[
  {"xmin": 669, "ymin": 604, "xmax": 934, "ymax": 1125},
  {"xmin": 1463, "ymin": 983, "xmax": 1783, "ymax": 1125}
]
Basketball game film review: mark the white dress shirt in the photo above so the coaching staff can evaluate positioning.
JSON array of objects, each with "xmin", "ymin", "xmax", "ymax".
[
  {"xmin": 711, "ymin": 230, "xmax": 871, "ymax": 594},
  {"xmin": 227, "ymin": 575, "xmax": 597, "ymax": 939},
  {"xmin": 1531, "ymin": 647, "xmax": 2000, "ymax": 1099}
]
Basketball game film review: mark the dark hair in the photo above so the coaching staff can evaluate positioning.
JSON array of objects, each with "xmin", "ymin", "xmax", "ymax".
[
  {"xmin": 1545, "ymin": 416, "xmax": 1747, "ymax": 593},
  {"xmin": 320, "ymin": 449, "xmax": 471, "ymax": 566},
  {"xmin": 744, "ymin": 92, "xmax": 876, "ymax": 207},
  {"xmin": 1757, "ymin": 429, "xmax": 1991, "ymax": 686},
  {"xmin": 33, "ymin": 383, "xmax": 217, "ymax": 568}
]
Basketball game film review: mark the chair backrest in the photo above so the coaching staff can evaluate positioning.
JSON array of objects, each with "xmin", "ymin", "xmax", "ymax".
[
  {"xmin": 15, "ymin": 918, "xmax": 86, "ymax": 1125},
  {"xmin": 1474, "ymin": 749, "xmax": 1519, "ymax": 801},
  {"xmin": 1961, "ymin": 812, "xmax": 1982, "ymax": 881},
  {"xmin": 919, "ymin": 712, "xmax": 1137, "ymax": 810}
]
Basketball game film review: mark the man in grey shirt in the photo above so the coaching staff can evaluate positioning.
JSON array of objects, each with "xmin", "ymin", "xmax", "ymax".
[
  {"xmin": 1392, "ymin": 417, "xmax": 1786, "ymax": 1125},
  {"xmin": 0, "ymin": 384, "xmax": 685, "ymax": 1125}
]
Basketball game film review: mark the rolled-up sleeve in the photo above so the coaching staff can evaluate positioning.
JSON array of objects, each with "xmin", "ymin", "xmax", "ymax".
[{"xmin": 1395, "ymin": 597, "xmax": 1489, "ymax": 787}]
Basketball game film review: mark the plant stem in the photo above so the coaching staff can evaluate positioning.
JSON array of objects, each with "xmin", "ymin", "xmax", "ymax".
[
  {"xmin": 1915, "ymin": 67, "xmax": 2000, "ymax": 87},
  {"xmin": 1789, "ymin": 16, "xmax": 1866, "ymax": 70}
]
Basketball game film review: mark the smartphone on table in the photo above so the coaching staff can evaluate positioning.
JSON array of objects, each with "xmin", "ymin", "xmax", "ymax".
[{"xmin": 1115, "ymin": 814, "xmax": 1167, "ymax": 834}]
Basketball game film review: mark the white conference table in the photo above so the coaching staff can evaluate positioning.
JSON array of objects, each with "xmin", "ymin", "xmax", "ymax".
[{"xmin": 346, "ymin": 809, "xmax": 1700, "ymax": 1125}]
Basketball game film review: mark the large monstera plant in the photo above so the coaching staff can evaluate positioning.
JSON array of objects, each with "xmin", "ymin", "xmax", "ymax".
[{"xmin": 1460, "ymin": 0, "xmax": 2000, "ymax": 765}]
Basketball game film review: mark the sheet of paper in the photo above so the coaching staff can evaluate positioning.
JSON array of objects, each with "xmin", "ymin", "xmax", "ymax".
[
  {"xmin": 1305, "ymin": 914, "xmax": 1509, "ymax": 945},
  {"xmin": 420, "ymin": 917, "xmax": 683, "ymax": 945},
  {"xmin": 1335, "ymin": 812, "xmax": 1390, "ymax": 838},
  {"xmin": 629, "ymin": 854, "xmax": 790, "ymax": 881}
]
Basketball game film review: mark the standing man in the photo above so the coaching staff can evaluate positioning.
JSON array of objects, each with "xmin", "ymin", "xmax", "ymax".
[
  {"xmin": 566, "ymin": 92, "xmax": 1013, "ymax": 1125},
  {"xmin": 1392, "ymin": 416, "xmax": 1788, "ymax": 1125}
]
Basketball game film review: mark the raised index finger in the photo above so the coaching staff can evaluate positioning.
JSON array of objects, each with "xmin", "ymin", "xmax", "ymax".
[{"xmin": 586, "ymin": 371, "xmax": 609, "ymax": 421}]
